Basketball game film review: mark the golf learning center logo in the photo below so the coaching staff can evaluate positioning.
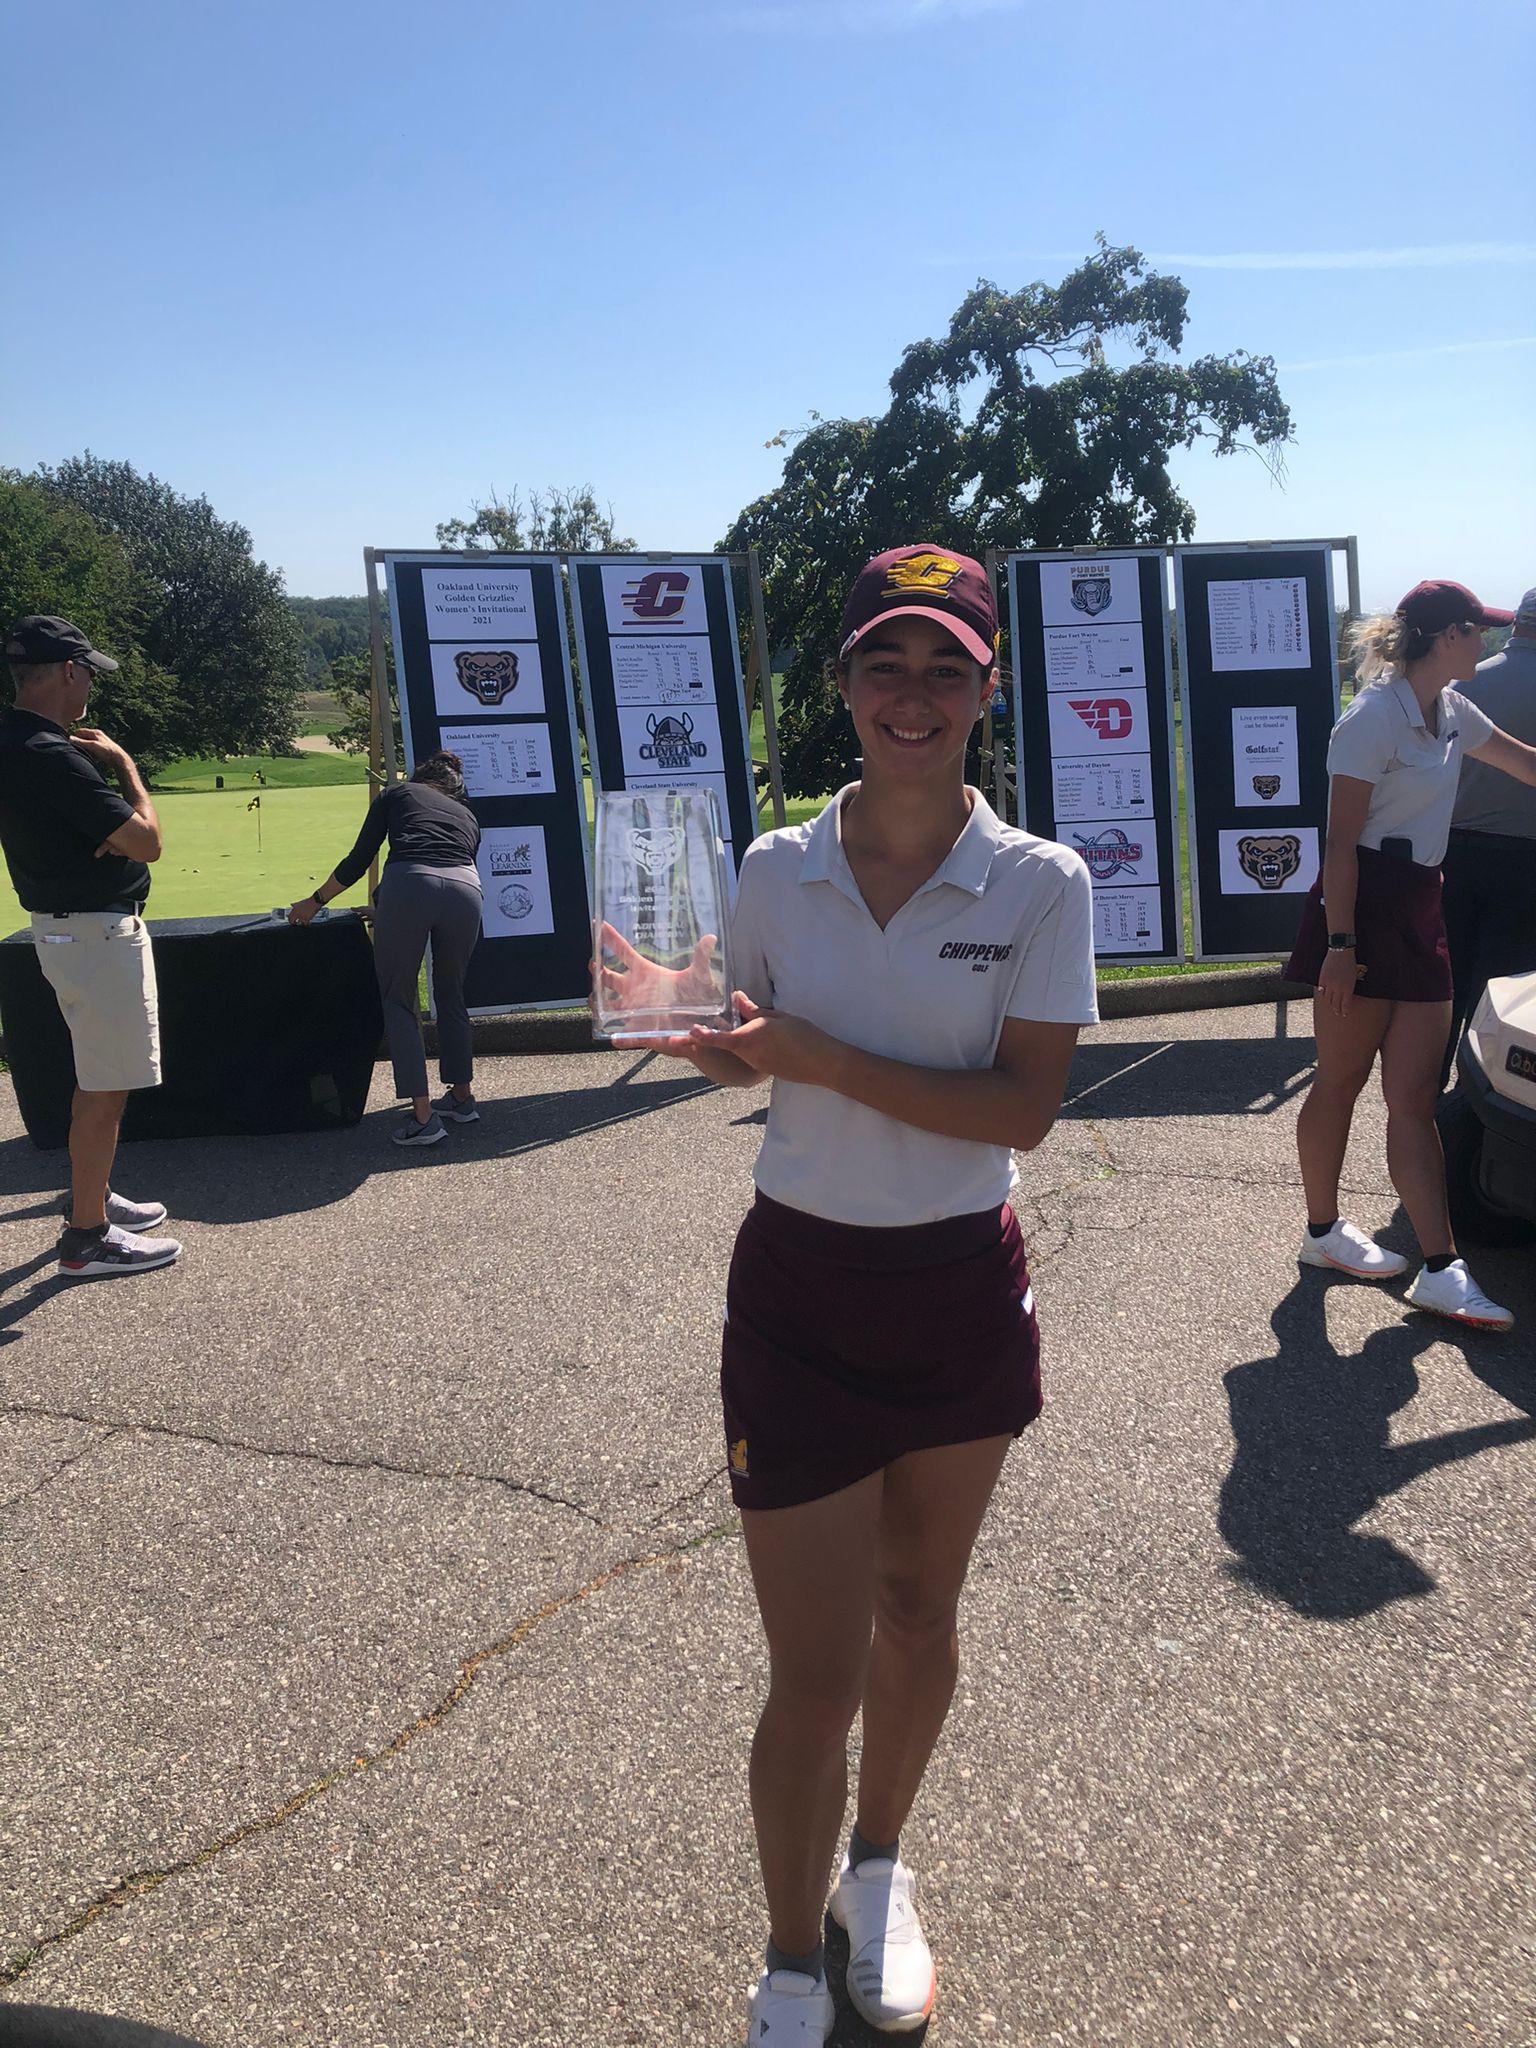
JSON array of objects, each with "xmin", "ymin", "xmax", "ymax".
[
  {"xmin": 621, "ymin": 569, "xmax": 691, "ymax": 622},
  {"xmin": 487, "ymin": 840, "xmax": 537, "ymax": 920},
  {"xmin": 1071, "ymin": 827, "xmax": 1146, "ymax": 882}
]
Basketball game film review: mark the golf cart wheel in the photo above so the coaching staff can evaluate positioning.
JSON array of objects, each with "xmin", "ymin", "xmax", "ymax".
[{"xmin": 1437, "ymin": 1089, "xmax": 1536, "ymax": 1247}]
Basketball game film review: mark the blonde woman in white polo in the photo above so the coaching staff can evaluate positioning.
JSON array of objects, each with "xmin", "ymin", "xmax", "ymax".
[
  {"xmin": 1285, "ymin": 579, "xmax": 1536, "ymax": 1328},
  {"xmin": 620, "ymin": 547, "xmax": 1096, "ymax": 2046}
]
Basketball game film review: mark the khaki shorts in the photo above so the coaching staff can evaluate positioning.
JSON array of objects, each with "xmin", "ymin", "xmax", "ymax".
[{"xmin": 31, "ymin": 912, "xmax": 161, "ymax": 1093}]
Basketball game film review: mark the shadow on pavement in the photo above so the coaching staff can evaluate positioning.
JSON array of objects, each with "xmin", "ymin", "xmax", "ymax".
[
  {"xmin": 0, "ymin": 2009, "xmax": 211, "ymax": 2048},
  {"xmin": 1061, "ymin": 1031, "xmax": 1315, "ymax": 1120},
  {"xmin": 1219, "ymin": 1273, "xmax": 1536, "ymax": 1619}
]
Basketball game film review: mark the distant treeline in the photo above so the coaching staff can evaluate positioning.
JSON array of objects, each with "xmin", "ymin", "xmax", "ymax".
[{"xmin": 286, "ymin": 594, "xmax": 373, "ymax": 688}]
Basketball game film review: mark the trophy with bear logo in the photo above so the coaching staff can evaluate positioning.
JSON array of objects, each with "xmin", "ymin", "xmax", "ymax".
[{"xmin": 592, "ymin": 788, "xmax": 737, "ymax": 1042}]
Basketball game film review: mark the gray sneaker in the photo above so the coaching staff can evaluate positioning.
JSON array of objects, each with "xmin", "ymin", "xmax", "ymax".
[
  {"xmin": 59, "ymin": 1190, "xmax": 170, "ymax": 1232},
  {"xmin": 57, "ymin": 1222, "xmax": 182, "ymax": 1279},
  {"xmin": 434, "ymin": 1089, "xmax": 480, "ymax": 1123},
  {"xmin": 392, "ymin": 1111, "xmax": 447, "ymax": 1147}
]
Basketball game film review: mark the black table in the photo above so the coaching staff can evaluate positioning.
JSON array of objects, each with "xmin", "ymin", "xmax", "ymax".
[{"xmin": 0, "ymin": 912, "xmax": 384, "ymax": 1148}]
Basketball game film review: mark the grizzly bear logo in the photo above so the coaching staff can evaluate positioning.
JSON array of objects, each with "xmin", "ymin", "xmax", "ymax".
[
  {"xmin": 1237, "ymin": 835, "xmax": 1302, "ymax": 890},
  {"xmin": 454, "ymin": 649, "xmax": 519, "ymax": 706},
  {"xmin": 1252, "ymin": 775, "xmax": 1282, "ymax": 801}
]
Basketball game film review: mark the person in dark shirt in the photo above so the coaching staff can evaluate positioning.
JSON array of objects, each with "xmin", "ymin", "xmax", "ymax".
[
  {"xmin": 0, "ymin": 617, "xmax": 182, "ymax": 1278},
  {"xmin": 289, "ymin": 751, "xmax": 483, "ymax": 1146}
]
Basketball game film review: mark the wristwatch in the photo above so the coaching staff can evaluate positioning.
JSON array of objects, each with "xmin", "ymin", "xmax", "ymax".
[{"xmin": 1327, "ymin": 931, "xmax": 1357, "ymax": 951}]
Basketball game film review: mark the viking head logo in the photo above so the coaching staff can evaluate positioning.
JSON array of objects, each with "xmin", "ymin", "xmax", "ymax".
[
  {"xmin": 454, "ymin": 649, "xmax": 519, "ymax": 706},
  {"xmin": 621, "ymin": 569, "xmax": 690, "ymax": 622},
  {"xmin": 1252, "ymin": 775, "xmax": 1282, "ymax": 801},
  {"xmin": 639, "ymin": 712, "xmax": 708, "ymax": 768},
  {"xmin": 1071, "ymin": 573, "xmax": 1113, "ymax": 617},
  {"xmin": 1237, "ymin": 835, "xmax": 1302, "ymax": 890},
  {"xmin": 628, "ymin": 826, "xmax": 683, "ymax": 876},
  {"xmin": 883, "ymin": 551, "xmax": 963, "ymax": 595}
]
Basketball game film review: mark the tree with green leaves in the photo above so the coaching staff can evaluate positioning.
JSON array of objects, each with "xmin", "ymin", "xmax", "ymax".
[
  {"xmin": 0, "ymin": 471, "xmax": 186, "ymax": 772},
  {"xmin": 724, "ymin": 241, "xmax": 1293, "ymax": 795},
  {"xmin": 37, "ymin": 453, "xmax": 306, "ymax": 760},
  {"xmin": 436, "ymin": 485, "xmax": 636, "ymax": 555}
]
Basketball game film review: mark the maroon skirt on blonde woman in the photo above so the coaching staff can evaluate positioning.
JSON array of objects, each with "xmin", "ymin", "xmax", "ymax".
[
  {"xmin": 1285, "ymin": 844, "xmax": 1453, "ymax": 1004},
  {"xmin": 720, "ymin": 1190, "xmax": 1041, "ymax": 1512}
]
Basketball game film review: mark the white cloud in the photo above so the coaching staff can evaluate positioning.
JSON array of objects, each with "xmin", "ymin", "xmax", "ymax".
[
  {"xmin": 1279, "ymin": 335, "xmax": 1536, "ymax": 372},
  {"xmin": 706, "ymin": 0, "xmax": 1026, "ymax": 30}
]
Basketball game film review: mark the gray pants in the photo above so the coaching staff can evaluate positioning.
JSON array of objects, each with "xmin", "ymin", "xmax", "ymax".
[{"xmin": 372, "ymin": 863, "xmax": 483, "ymax": 1099}]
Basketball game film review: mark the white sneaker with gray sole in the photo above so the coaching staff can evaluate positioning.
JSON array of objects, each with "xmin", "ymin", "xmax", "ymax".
[
  {"xmin": 744, "ymin": 1969, "xmax": 833, "ymax": 2046},
  {"xmin": 1297, "ymin": 1220, "xmax": 1409, "ymax": 1279}
]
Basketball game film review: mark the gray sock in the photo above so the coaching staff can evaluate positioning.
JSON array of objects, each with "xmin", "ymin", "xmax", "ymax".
[
  {"xmin": 849, "ymin": 1824, "xmax": 899, "ymax": 1868},
  {"xmin": 766, "ymin": 1937, "xmax": 824, "ymax": 1981}
]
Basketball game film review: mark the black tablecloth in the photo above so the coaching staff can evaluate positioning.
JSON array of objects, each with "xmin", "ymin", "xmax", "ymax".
[{"xmin": 0, "ymin": 912, "xmax": 384, "ymax": 1148}]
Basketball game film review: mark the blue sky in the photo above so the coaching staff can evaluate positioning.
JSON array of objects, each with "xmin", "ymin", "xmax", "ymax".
[{"xmin": 6, "ymin": 0, "xmax": 1533, "ymax": 608}]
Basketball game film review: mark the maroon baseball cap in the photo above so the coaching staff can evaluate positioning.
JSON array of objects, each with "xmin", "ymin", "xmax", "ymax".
[
  {"xmin": 1397, "ymin": 580, "xmax": 1514, "ymax": 633},
  {"xmin": 839, "ymin": 545, "xmax": 999, "ymax": 669}
]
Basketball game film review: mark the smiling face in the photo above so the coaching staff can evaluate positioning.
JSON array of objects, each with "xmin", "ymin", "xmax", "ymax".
[{"xmin": 838, "ymin": 615, "xmax": 994, "ymax": 786}]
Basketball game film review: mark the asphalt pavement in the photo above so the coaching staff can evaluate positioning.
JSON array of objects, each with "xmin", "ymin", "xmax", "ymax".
[{"xmin": 1, "ymin": 1000, "xmax": 1532, "ymax": 2047}]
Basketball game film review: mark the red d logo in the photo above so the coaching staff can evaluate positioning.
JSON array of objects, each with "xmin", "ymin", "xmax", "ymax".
[{"xmin": 1069, "ymin": 696, "xmax": 1133, "ymax": 740}]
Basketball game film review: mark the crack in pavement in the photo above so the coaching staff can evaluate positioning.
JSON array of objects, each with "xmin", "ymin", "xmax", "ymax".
[
  {"xmin": 639, "ymin": 1460, "xmax": 730, "ymax": 1530},
  {"xmin": 0, "ymin": 1514, "xmax": 742, "ymax": 1989},
  {"xmin": 0, "ymin": 1403, "xmax": 612, "ymax": 1531},
  {"xmin": 0, "ymin": 1425, "xmax": 120, "ymax": 1516}
]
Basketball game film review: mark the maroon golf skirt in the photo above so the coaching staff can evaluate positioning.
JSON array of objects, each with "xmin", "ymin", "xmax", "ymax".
[
  {"xmin": 1285, "ymin": 845, "xmax": 1453, "ymax": 1004},
  {"xmin": 720, "ymin": 1189, "xmax": 1041, "ymax": 1512}
]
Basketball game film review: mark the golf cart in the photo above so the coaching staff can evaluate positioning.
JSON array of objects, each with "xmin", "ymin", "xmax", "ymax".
[{"xmin": 1438, "ymin": 970, "xmax": 1536, "ymax": 1246}]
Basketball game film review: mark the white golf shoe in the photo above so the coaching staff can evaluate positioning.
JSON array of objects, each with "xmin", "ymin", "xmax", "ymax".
[
  {"xmin": 744, "ymin": 1967, "xmax": 833, "ymax": 2046},
  {"xmin": 1297, "ymin": 1220, "xmax": 1409, "ymax": 1279},
  {"xmin": 1405, "ymin": 1259, "xmax": 1514, "ymax": 1331},
  {"xmin": 830, "ymin": 1854, "xmax": 936, "ymax": 2034}
]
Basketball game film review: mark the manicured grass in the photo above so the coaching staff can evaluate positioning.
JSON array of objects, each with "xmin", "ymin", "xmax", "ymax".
[
  {"xmin": 0, "ymin": 783, "xmax": 375, "ymax": 932},
  {"xmin": 154, "ymin": 751, "xmax": 368, "ymax": 793}
]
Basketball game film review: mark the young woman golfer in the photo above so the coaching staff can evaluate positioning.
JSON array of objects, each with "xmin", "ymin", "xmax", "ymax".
[
  {"xmin": 618, "ymin": 547, "xmax": 1097, "ymax": 2043},
  {"xmin": 1287, "ymin": 579, "xmax": 1536, "ymax": 1329}
]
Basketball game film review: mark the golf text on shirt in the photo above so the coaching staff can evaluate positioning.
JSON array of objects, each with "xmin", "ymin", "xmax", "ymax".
[
  {"xmin": 728, "ymin": 787, "xmax": 1098, "ymax": 1228},
  {"xmin": 1325, "ymin": 672, "xmax": 1495, "ymax": 869}
]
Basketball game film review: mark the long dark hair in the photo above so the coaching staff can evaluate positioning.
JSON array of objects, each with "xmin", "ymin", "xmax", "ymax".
[{"xmin": 411, "ymin": 750, "xmax": 467, "ymax": 802}]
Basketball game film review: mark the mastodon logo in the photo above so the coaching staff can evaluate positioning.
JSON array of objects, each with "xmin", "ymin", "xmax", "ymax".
[
  {"xmin": 1237, "ymin": 835, "xmax": 1302, "ymax": 890},
  {"xmin": 1071, "ymin": 573, "xmax": 1113, "ymax": 617},
  {"xmin": 454, "ymin": 649, "xmax": 519, "ymax": 705},
  {"xmin": 1069, "ymin": 696, "xmax": 1134, "ymax": 741},
  {"xmin": 1252, "ymin": 775, "xmax": 1281, "ymax": 801},
  {"xmin": 1071, "ymin": 827, "xmax": 1145, "ymax": 881},
  {"xmin": 621, "ymin": 569, "xmax": 691, "ymax": 622},
  {"xmin": 639, "ymin": 713, "xmax": 708, "ymax": 769},
  {"xmin": 883, "ymin": 551, "xmax": 963, "ymax": 595}
]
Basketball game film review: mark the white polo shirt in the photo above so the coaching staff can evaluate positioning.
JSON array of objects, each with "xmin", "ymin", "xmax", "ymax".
[
  {"xmin": 729, "ymin": 786, "xmax": 1098, "ymax": 1226},
  {"xmin": 1326, "ymin": 672, "xmax": 1495, "ymax": 868}
]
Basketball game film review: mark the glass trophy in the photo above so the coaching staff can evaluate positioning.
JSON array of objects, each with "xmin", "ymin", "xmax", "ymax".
[{"xmin": 592, "ymin": 787, "xmax": 738, "ymax": 1043}]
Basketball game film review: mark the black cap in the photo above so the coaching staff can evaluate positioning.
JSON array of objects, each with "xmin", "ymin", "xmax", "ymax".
[{"xmin": 4, "ymin": 616, "xmax": 119, "ymax": 673}]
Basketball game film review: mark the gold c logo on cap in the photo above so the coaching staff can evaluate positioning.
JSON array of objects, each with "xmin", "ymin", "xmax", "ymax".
[{"xmin": 883, "ymin": 551, "xmax": 963, "ymax": 595}]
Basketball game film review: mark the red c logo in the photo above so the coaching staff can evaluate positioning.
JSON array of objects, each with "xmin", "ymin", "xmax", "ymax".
[{"xmin": 623, "ymin": 570, "xmax": 690, "ymax": 621}]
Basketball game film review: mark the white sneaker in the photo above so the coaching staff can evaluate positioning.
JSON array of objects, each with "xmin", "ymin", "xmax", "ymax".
[
  {"xmin": 1298, "ymin": 1220, "xmax": 1409, "ymax": 1280},
  {"xmin": 1405, "ymin": 1259, "xmax": 1514, "ymax": 1331},
  {"xmin": 830, "ymin": 1855, "xmax": 936, "ymax": 2034},
  {"xmin": 744, "ymin": 1969, "xmax": 833, "ymax": 2046}
]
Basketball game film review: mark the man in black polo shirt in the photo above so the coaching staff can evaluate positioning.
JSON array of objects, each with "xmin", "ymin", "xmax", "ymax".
[{"xmin": 1, "ymin": 617, "xmax": 182, "ymax": 1277}]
